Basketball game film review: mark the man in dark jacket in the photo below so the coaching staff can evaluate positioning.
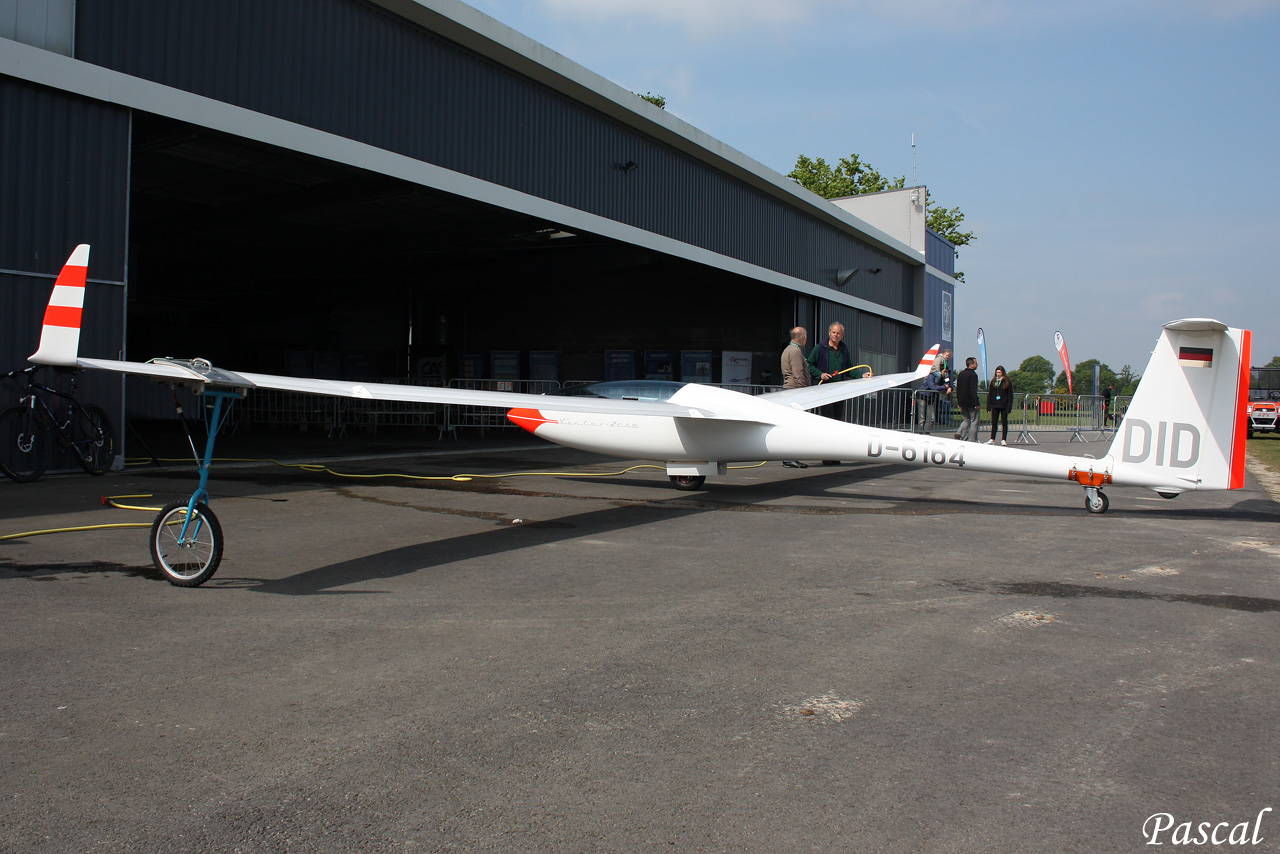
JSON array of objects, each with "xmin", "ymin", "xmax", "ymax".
[
  {"xmin": 807, "ymin": 321, "xmax": 854, "ymax": 464},
  {"xmin": 807, "ymin": 322, "xmax": 853, "ymax": 385},
  {"xmin": 954, "ymin": 356, "xmax": 981, "ymax": 442},
  {"xmin": 916, "ymin": 367, "xmax": 948, "ymax": 433}
]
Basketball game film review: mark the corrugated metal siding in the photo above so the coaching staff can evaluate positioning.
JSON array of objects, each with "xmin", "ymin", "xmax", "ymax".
[
  {"xmin": 0, "ymin": 78, "xmax": 131, "ymax": 282},
  {"xmin": 0, "ymin": 0, "xmax": 75, "ymax": 54},
  {"xmin": 1, "ymin": 272, "xmax": 126, "ymax": 430},
  {"xmin": 926, "ymin": 230, "xmax": 955, "ymax": 276},
  {"xmin": 0, "ymin": 79, "xmax": 129, "ymax": 439},
  {"xmin": 74, "ymin": 0, "xmax": 913, "ymax": 312}
]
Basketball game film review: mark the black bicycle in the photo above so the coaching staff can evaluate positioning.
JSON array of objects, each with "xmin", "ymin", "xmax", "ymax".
[{"xmin": 0, "ymin": 367, "xmax": 115, "ymax": 482}]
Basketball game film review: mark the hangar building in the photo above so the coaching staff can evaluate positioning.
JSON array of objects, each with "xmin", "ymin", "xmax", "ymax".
[{"xmin": 1, "ymin": 0, "xmax": 958, "ymax": 439}]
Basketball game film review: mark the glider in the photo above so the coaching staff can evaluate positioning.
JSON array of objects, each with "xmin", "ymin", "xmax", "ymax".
[{"xmin": 18, "ymin": 245, "xmax": 1253, "ymax": 586}]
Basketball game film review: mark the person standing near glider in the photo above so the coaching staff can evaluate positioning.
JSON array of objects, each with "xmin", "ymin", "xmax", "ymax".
[{"xmin": 781, "ymin": 326, "xmax": 810, "ymax": 469}]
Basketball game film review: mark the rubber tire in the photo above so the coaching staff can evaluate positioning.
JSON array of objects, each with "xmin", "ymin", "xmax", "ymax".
[
  {"xmin": 0, "ymin": 405, "xmax": 47, "ymax": 483},
  {"xmin": 71, "ymin": 405, "xmax": 115, "ymax": 476},
  {"xmin": 1085, "ymin": 491, "xmax": 1109, "ymax": 514},
  {"xmin": 669, "ymin": 475, "xmax": 706, "ymax": 491},
  {"xmin": 150, "ymin": 500, "xmax": 224, "ymax": 587}
]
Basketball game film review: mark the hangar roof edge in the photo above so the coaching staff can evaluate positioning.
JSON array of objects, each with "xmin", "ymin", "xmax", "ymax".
[{"xmin": 367, "ymin": 0, "xmax": 923, "ymax": 267}]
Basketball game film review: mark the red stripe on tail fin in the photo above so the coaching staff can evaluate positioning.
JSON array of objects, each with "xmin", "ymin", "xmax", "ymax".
[
  {"xmin": 41, "ymin": 304, "xmax": 83, "ymax": 329},
  {"xmin": 1229, "ymin": 330, "xmax": 1251, "ymax": 489}
]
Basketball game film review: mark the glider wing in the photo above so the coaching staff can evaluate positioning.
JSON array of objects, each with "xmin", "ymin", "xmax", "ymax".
[{"xmin": 756, "ymin": 344, "xmax": 939, "ymax": 411}]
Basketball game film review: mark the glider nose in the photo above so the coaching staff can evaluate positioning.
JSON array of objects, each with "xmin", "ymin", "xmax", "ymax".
[{"xmin": 506, "ymin": 408, "xmax": 556, "ymax": 434}]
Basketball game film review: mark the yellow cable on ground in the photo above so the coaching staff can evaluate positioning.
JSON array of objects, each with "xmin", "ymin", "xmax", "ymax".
[
  {"xmin": 3, "ymin": 459, "xmax": 773, "ymax": 542},
  {"xmin": 0, "ymin": 522, "xmax": 153, "ymax": 542},
  {"xmin": 121, "ymin": 457, "xmax": 769, "ymax": 482}
]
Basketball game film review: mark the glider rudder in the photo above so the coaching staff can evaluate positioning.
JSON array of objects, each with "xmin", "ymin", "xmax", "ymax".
[
  {"xmin": 1106, "ymin": 319, "xmax": 1250, "ymax": 492},
  {"xmin": 28, "ymin": 244, "xmax": 90, "ymax": 368}
]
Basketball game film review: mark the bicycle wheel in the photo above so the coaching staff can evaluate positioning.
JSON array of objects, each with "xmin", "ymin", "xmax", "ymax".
[
  {"xmin": 70, "ymin": 404, "xmax": 115, "ymax": 476},
  {"xmin": 150, "ymin": 499, "xmax": 224, "ymax": 587},
  {"xmin": 0, "ymin": 406, "xmax": 47, "ymax": 482}
]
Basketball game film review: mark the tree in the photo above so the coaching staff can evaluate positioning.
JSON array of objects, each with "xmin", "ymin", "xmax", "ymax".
[
  {"xmin": 788, "ymin": 151, "xmax": 974, "ymax": 273},
  {"xmin": 637, "ymin": 92, "xmax": 666, "ymax": 109},
  {"xmin": 1007, "ymin": 355, "xmax": 1054, "ymax": 395},
  {"xmin": 787, "ymin": 154, "xmax": 904, "ymax": 199},
  {"xmin": 1114, "ymin": 365, "xmax": 1140, "ymax": 396},
  {"xmin": 1266, "ymin": 355, "xmax": 1280, "ymax": 368},
  {"xmin": 1065, "ymin": 359, "xmax": 1117, "ymax": 396}
]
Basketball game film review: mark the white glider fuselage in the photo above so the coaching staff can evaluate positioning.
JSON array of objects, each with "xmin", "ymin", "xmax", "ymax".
[{"xmin": 516, "ymin": 382, "xmax": 1102, "ymax": 486}]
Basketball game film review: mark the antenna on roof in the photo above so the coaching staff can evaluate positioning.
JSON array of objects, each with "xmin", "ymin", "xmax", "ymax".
[{"xmin": 911, "ymin": 132, "xmax": 918, "ymax": 188}]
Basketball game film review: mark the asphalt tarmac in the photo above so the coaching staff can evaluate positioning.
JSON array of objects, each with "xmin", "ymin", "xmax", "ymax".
[{"xmin": 2, "ymin": 430, "xmax": 1279, "ymax": 853}]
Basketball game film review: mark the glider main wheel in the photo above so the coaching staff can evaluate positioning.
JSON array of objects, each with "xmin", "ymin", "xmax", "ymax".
[
  {"xmin": 1085, "ymin": 491, "xmax": 1109, "ymax": 514},
  {"xmin": 150, "ymin": 499, "xmax": 224, "ymax": 587},
  {"xmin": 0, "ymin": 405, "xmax": 47, "ymax": 482},
  {"xmin": 71, "ymin": 405, "xmax": 115, "ymax": 476},
  {"xmin": 669, "ymin": 475, "xmax": 706, "ymax": 491}
]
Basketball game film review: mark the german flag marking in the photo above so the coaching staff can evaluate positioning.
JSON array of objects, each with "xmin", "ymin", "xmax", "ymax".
[{"xmin": 1178, "ymin": 346, "xmax": 1213, "ymax": 368}]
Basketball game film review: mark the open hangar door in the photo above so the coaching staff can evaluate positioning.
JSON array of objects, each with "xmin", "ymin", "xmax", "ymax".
[{"xmin": 126, "ymin": 114, "xmax": 793, "ymax": 416}]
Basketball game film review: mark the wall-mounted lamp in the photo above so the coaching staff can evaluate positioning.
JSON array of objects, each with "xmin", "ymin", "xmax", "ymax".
[
  {"xmin": 835, "ymin": 268, "xmax": 859, "ymax": 288},
  {"xmin": 869, "ymin": 267, "xmax": 882, "ymax": 275},
  {"xmin": 617, "ymin": 160, "xmax": 639, "ymax": 172}
]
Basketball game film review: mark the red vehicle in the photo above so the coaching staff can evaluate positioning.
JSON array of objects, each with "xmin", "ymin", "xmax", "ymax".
[
  {"xmin": 1248, "ymin": 366, "xmax": 1280, "ymax": 438},
  {"xmin": 1248, "ymin": 400, "xmax": 1278, "ymax": 437}
]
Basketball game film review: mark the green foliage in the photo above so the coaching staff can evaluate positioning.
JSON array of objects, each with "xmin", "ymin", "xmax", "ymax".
[
  {"xmin": 926, "ymin": 206, "xmax": 974, "ymax": 248},
  {"xmin": 638, "ymin": 92, "xmax": 666, "ymax": 109},
  {"xmin": 1113, "ymin": 365, "xmax": 1140, "ymax": 396},
  {"xmin": 787, "ymin": 153, "xmax": 904, "ymax": 199},
  {"xmin": 1007, "ymin": 355, "xmax": 1054, "ymax": 395},
  {"xmin": 788, "ymin": 150, "xmax": 974, "ymax": 271},
  {"xmin": 1048, "ymin": 359, "xmax": 1142, "ymax": 396},
  {"xmin": 1265, "ymin": 355, "xmax": 1280, "ymax": 368},
  {"xmin": 1009, "ymin": 356, "xmax": 1141, "ymax": 397}
]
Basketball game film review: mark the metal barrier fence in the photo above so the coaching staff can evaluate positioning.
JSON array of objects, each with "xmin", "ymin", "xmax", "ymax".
[
  {"xmin": 445, "ymin": 379, "xmax": 562, "ymax": 434},
  {"xmin": 894, "ymin": 390, "xmax": 1127, "ymax": 443}
]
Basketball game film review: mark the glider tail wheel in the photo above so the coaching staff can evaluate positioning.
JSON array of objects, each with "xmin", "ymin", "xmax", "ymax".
[
  {"xmin": 150, "ymin": 499, "xmax": 224, "ymax": 587},
  {"xmin": 1085, "ymin": 489, "xmax": 1109, "ymax": 514},
  {"xmin": 669, "ymin": 475, "xmax": 706, "ymax": 491}
]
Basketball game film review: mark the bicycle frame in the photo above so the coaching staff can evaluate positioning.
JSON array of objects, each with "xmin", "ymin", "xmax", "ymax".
[{"xmin": 6, "ymin": 368, "xmax": 89, "ymax": 452}]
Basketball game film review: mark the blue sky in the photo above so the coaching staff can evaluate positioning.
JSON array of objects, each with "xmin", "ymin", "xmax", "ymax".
[{"xmin": 473, "ymin": 0, "xmax": 1280, "ymax": 375}]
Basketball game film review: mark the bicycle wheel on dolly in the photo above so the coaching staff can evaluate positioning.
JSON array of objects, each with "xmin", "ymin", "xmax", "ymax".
[{"xmin": 150, "ymin": 499, "xmax": 224, "ymax": 587}]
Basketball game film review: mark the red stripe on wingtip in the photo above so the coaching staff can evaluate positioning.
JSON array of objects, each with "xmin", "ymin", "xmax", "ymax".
[
  {"xmin": 54, "ymin": 262, "xmax": 88, "ymax": 290},
  {"xmin": 507, "ymin": 408, "xmax": 556, "ymax": 433},
  {"xmin": 42, "ymin": 304, "xmax": 82, "ymax": 329},
  {"xmin": 1230, "ymin": 330, "xmax": 1251, "ymax": 490}
]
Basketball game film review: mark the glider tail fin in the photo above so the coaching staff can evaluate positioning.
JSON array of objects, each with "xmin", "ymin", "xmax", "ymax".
[
  {"xmin": 1106, "ymin": 319, "xmax": 1251, "ymax": 492},
  {"xmin": 915, "ymin": 344, "xmax": 941, "ymax": 380},
  {"xmin": 28, "ymin": 244, "xmax": 90, "ymax": 368}
]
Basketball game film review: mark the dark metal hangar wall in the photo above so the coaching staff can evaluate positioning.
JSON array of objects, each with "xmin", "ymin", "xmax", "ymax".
[
  {"xmin": 74, "ymin": 0, "xmax": 914, "ymax": 312},
  {"xmin": 3, "ymin": 0, "xmax": 922, "ymax": 429}
]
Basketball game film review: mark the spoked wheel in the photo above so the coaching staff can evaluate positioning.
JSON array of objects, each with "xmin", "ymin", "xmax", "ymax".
[
  {"xmin": 0, "ymin": 406, "xmax": 47, "ymax": 482},
  {"xmin": 669, "ymin": 475, "xmax": 706, "ymax": 491},
  {"xmin": 71, "ymin": 405, "xmax": 115, "ymax": 476},
  {"xmin": 150, "ymin": 500, "xmax": 224, "ymax": 587},
  {"xmin": 1085, "ymin": 490, "xmax": 1109, "ymax": 514}
]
